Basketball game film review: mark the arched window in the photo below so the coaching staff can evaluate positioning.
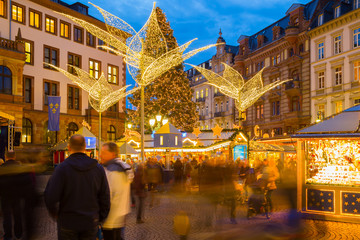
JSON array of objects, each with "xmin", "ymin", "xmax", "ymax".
[
  {"xmin": 44, "ymin": 121, "xmax": 57, "ymax": 144},
  {"xmin": 67, "ymin": 122, "xmax": 78, "ymax": 137},
  {"xmin": 22, "ymin": 118, "xmax": 32, "ymax": 143},
  {"xmin": 107, "ymin": 125, "xmax": 116, "ymax": 141},
  {"xmin": 0, "ymin": 66, "xmax": 12, "ymax": 95}
]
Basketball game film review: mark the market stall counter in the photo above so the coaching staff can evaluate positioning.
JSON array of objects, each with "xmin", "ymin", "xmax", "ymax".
[{"xmin": 294, "ymin": 105, "xmax": 360, "ymax": 223}]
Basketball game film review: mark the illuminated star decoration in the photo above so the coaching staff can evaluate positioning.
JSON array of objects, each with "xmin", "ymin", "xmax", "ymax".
[
  {"xmin": 59, "ymin": 2, "xmax": 220, "ymax": 87},
  {"xmin": 212, "ymin": 124, "xmax": 223, "ymax": 138},
  {"xmin": 48, "ymin": 65, "xmax": 139, "ymax": 113},
  {"xmin": 188, "ymin": 64, "xmax": 291, "ymax": 112},
  {"xmin": 192, "ymin": 127, "xmax": 202, "ymax": 138}
]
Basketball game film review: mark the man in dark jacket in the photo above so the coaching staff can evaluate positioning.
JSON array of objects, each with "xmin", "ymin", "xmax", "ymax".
[{"xmin": 44, "ymin": 134, "xmax": 110, "ymax": 240}]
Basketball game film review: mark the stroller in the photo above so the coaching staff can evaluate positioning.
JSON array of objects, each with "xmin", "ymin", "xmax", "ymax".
[{"xmin": 247, "ymin": 178, "xmax": 271, "ymax": 219}]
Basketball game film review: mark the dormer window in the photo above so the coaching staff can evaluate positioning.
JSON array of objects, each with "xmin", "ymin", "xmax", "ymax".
[
  {"xmin": 220, "ymin": 47, "xmax": 223, "ymax": 54},
  {"xmin": 294, "ymin": 17, "xmax": 299, "ymax": 26},
  {"xmin": 334, "ymin": 6, "xmax": 340, "ymax": 18},
  {"xmin": 318, "ymin": 14, "xmax": 324, "ymax": 26}
]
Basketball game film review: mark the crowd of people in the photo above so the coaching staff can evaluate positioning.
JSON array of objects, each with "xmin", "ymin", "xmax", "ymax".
[{"xmin": 0, "ymin": 133, "xmax": 297, "ymax": 240}]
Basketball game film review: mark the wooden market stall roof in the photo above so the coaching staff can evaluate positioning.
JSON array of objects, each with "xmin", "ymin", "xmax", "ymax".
[
  {"xmin": 118, "ymin": 142, "xmax": 138, "ymax": 155},
  {"xmin": 294, "ymin": 105, "xmax": 360, "ymax": 138},
  {"xmin": 155, "ymin": 122, "xmax": 181, "ymax": 134}
]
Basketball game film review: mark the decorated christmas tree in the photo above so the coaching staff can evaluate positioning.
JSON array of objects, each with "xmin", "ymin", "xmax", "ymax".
[{"xmin": 128, "ymin": 7, "xmax": 197, "ymax": 131}]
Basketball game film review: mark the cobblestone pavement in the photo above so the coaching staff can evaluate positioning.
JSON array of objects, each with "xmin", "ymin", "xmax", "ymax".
[{"xmin": 1, "ymin": 176, "xmax": 360, "ymax": 240}]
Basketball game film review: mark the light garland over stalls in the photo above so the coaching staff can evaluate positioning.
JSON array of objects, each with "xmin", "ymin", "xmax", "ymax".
[{"xmin": 188, "ymin": 63, "xmax": 291, "ymax": 113}]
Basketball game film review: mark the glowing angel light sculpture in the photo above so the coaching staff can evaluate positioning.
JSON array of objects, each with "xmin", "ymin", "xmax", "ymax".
[
  {"xmin": 188, "ymin": 63, "xmax": 291, "ymax": 117},
  {"xmin": 48, "ymin": 64, "xmax": 139, "ymax": 152},
  {"xmin": 57, "ymin": 2, "xmax": 219, "ymax": 162}
]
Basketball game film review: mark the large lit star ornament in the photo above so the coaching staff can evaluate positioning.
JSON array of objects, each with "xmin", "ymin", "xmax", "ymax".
[
  {"xmin": 59, "ymin": 2, "xmax": 220, "ymax": 87},
  {"xmin": 192, "ymin": 127, "xmax": 202, "ymax": 138},
  {"xmin": 212, "ymin": 124, "xmax": 223, "ymax": 138},
  {"xmin": 48, "ymin": 64, "xmax": 139, "ymax": 112},
  {"xmin": 188, "ymin": 63, "xmax": 291, "ymax": 112}
]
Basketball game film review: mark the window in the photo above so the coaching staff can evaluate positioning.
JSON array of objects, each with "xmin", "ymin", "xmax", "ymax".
[
  {"xmin": 206, "ymin": 106, "xmax": 208, "ymax": 115},
  {"xmin": 272, "ymin": 56, "xmax": 276, "ymax": 66},
  {"xmin": 241, "ymin": 111, "xmax": 247, "ymax": 121},
  {"xmin": 318, "ymin": 14, "xmax": 324, "ymax": 26},
  {"xmin": 44, "ymin": 46, "xmax": 59, "ymax": 68},
  {"xmin": 200, "ymin": 89, "xmax": 204, "ymax": 98},
  {"xmin": 334, "ymin": 35, "xmax": 341, "ymax": 54},
  {"xmin": 354, "ymin": 61, "xmax": 360, "ymax": 82},
  {"xmin": 68, "ymin": 53, "xmax": 81, "ymax": 74},
  {"xmin": 175, "ymin": 136, "xmax": 178, "ymax": 146},
  {"xmin": 107, "ymin": 125, "xmax": 116, "ymax": 141},
  {"xmin": 318, "ymin": 71, "xmax": 325, "ymax": 89},
  {"xmin": 0, "ymin": 0, "xmax": 6, "ymax": 18},
  {"xmin": 205, "ymin": 88, "xmax": 208, "ymax": 97},
  {"xmin": 335, "ymin": 101, "xmax": 343, "ymax": 113},
  {"xmin": 355, "ymin": 0, "xmax": 360, "ymax": 9},
  {"xmin": 272, "ymin": 101, "xmax": 280, "ymax": 116},
  {"xmin": 12, "ymin": 3, "xmax": 24, "ymax": 23},
  {"xmin": 318, "ymin": 104, "xmax": 325, "ymax": 120},
  {"xmin": 318, "ymin": 42, "xmax": 324, "ymax": 60},
  {"xmin": 44, "ymin": 121, "xmax": 57, "ymax": 144},
  {"xmin": 245, "ymin": 67, "xmax": 249, "ymax": 75},
  {"xmin": 107, "ymin": 65, "xmax": 118, "ymax": 84},
  {"xmin": 226, "ymin": 101, "xmax": 229, "ymax": 111},
  {"xmin": 45, "ymin": 15, "xmax": 56, "ymax": 34},
  {"xmin": 86, "ymin": 32, "xmax": 96, "ymax": 47},
  {"xmin": 160, "ymin": 136, "xmax": 163, "ymax": 146},
  {"xmin": 335, "ymin": 67, "xmax": 342, "ymax": 85},
  {"xmin": 214, "ymin": 87, "xmax": 218, "ymax": 94},
  {"xmin": 276, "ymin": 54, "xmax": 280, "ymax": 64},
  {"xmin": 44, "ymin": 80, "xmax": 58, "ymax": 105},
  {"xmin": 60, "ymin": 21, "xmax": 70, "ymax": 39},
  {"xmin": 22, "ymin": 118, "xmax": 32, "ymax": 143},
  {"xmin": 196, "ymin": 91, "xmax": 199, "ymax": 99},
  {"xmin": 23, "ymin": 76, "xmax": 32, "ymax": 103},
  {"xmin": 291, "ymin": 96, "xmax": 300, "ymax": 112},
  {"xmin": 98, "ymin": 39, "xmax": 106, "ymax": 51},
  {"xmin": 294, "ymin": 17, "xmax": 299, "ymax": 26},
  {"xmin": 354, "ymin": 28, "xmax": 360, "ymax": 48},
  {"xmin": 256, "ymin": 104, "xmax": 264, "ymax": 119},
  {"xmin": 74, "ymin": 26, "xmax": 84, "ymax": 44},
  {"xmin": 355, "ymin": 99, "xmax": 360, "ymax": 105},
  {"xmin": 24, "ymin": 40, "xmax": 34, "ymax": 65},
  {"xmin": 220, "ymin": 102, "xmax": 223, "ymax": 112},
  {"xmin": 68, "ymin": 86, "xmax": 80, "ymax": 110},
  {"xmin": 0, "ymin": 65, "xmax": 12, "ymax": 95},
  {"xmin": 108, "ymin": 103, "xmax": 118, "ymax": 112},
  {"xmin": 89, "ymin": 59, "xmax": 100, "ymax": 79},
  {"xmin": 67, "ymin": 122, "xmax": 78, "ymax": 137},
  {"xmin": 29, "ymin": 9, "xmax": 41, "ymax": 29},
  {"xmin": 334, "ymin": 6, "xmax": 340, "ymax": 18}
]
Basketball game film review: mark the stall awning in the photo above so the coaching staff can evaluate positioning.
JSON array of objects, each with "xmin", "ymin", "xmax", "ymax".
[
  {"xmin": 0, "ymin": 110, "xmax": 15, "ymax": 121},
  {"xmin": 118, "ymin": 142, "xmax": 138, "ymax": 155},
  {"xmin": 250, "ymin": 141, "xmax": 295, "ymax": 153}
]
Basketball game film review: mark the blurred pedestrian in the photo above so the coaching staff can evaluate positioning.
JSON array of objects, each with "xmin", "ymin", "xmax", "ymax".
[
  {"xmin": 0, "ymin": 151, "xmax": 37, "ymax": 240},
  {"xmin": 133, "ymin": 163, "xmax": 147, "ymax": 224},
  {"xmin": 173, "ymin": 158, "xmax": 183, "ymax": 189},
  {"xmin": 100, "ymin": 142, "xmax": 134, "ymax": 240},
  {"xmin": 44, "ymin": 134, "xmax": 110, "ymax": 240},
  {"xmin": 146, "ymin": 158, "xmax": 162, "ymax": 208},
  {"xmin": 261, "ymin": 159, "xmax": 279, "ymax": 212}
]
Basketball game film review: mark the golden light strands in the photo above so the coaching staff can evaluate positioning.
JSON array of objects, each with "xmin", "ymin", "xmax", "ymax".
[
  {"xmin": 48, "ymin": 64, "xmax": 139, "ymax": 113},
  {"xmin": 188, "ymin": 63, "xmax": 291, "ymax": 113},
  {"xmin": 58, "ymin": 2, "xmax": 220, "ymax": 86}
]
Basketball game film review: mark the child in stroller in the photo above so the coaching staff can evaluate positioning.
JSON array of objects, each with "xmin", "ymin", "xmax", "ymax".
[{"xmin": 247, "ymin": 177, "xmax": 271, "ymax": 219}]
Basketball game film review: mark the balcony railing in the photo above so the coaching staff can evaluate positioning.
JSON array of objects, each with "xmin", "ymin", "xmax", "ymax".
[
  {"xmin": 196, "ymin": 97, "xmax": 206, "ymax": 103},
  {"xmin": 214, "ymin": 112, "xmax": 225, "ymax": 117},
  {"xmin": 214, "ymin": 92, "xmax": 225, "ymax": 98},
  {"xmin": 199, "ymin": 115, "xmax": 205, "ymax": 120},
  {"xmin": 285, "ymin": 80, "xmax": 300, "ymax": 90},
  {"xmin": 0, "ymin": 37, "xmax": 24, "ymax": 53}
]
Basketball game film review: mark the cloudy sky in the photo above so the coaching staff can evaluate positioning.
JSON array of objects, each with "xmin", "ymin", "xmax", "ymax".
[{"xmin": 63, "ymin": 0, "xmax": 309, "ymax": 107}]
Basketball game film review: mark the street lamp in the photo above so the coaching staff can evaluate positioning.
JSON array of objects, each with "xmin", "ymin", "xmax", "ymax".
[
  {"xmin": 156, "ymin": 115, "xmax": 162, "ymax": 122},
  {"xmin": 162, "ymin": 119, "xmax": 168, "ymax": 125},
  {"xmin": 127, "ymin": 123, "xmax": 132, "ymax": 129},
  {"xmin": 149, "ymin": 119, "xmax": 156, "ymax": 127}
]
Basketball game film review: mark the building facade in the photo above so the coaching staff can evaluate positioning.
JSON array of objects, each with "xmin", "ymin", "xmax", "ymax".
[
  {"xmin": 186, "ymin": 31, "xmax": 238, "ymax": 130},
  {"xmin": 0, "ymin": 0, "xmax": 126, "ymax": 154},
  {"xmin": 309, "ymin": 0, "xmax": 360, "ymax": 123}
]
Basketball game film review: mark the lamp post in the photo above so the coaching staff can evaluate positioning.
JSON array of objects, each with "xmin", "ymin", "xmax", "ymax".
[{"xmin": 149, "ymin": 115, "xmax": 168, "ymax": 132}]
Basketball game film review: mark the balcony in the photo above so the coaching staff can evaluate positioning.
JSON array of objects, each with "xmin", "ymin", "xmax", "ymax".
[
  {"xmin": 199, "ymin": 115, "xmax": 205, "ymax": 120},
  {"xmin": 214, "ymin": 92, "xmax": 225, "ymax": 98},
  {"xmin": 285, "ymin": 80, "xmax": 301, "ymax": 95},
  {"xmin": 196, "ymin": 97, "xmax": 206, "ymax": 103},
  {"xmin": 214, "ymin": 111, "xmax": 226, "ymax": 118},
  {"xmin": 0, "ymin": 37, "xmax": 24, "ymax": 53},
  {"xmin": 285, "ymin": 26, "xmax": 299, "ymax": 45}
]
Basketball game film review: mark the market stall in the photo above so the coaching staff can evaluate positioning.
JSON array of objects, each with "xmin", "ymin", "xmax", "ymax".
[
  {"xmin": 117, "ymin": 142, "xmax": 139, "ymax": 160},
  {"xmin": 294, "ymin": 105, "xmax": 360, "ymax": 223}
]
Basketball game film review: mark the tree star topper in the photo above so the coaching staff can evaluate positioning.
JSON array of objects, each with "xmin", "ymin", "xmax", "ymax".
[
  {"xmin": 212, "ymin": 124, "xmax": 223, "ymax": 138},
  {"xmin": 188, "ymin": 63, "xmax": 291, "ymax": 112}
]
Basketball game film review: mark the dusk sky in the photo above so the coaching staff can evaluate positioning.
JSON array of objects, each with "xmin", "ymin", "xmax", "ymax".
[{"xmin": 64, "ymin": 0, "xmax": 310, "ymax": 107}]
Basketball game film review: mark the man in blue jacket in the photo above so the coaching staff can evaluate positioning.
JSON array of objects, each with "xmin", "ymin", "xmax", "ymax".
[{"xmin": 45, "ymin": 134, "xmax": 110, "ymax": 240}]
